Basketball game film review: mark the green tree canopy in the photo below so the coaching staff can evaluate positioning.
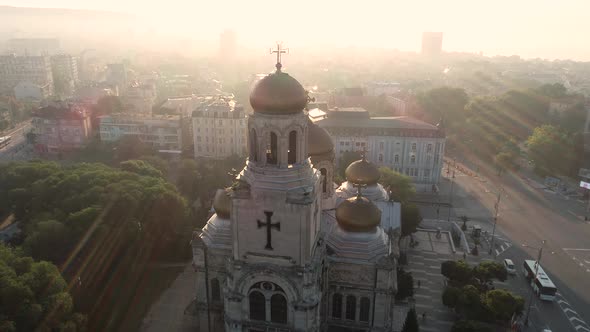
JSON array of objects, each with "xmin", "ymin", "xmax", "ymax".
[
  {"xmin": 378, "ymin": 167, "xmax": 416, "ymax": 203},
  {"xmin": 401, "ymin": 203, "xmax": 422, "ymax": 238},
  {"xmin": 526, "ymin": 125, "xmax": 575, "ymax": 175},
  {"xmin": 417, "ymin": 86, "xmax": 469, "ymax": 126},
  {"xmin": 0, "ymin": 243, "xmax": 86, "ymax": 331},
  {"xmin": 483, "ymin": 289, "xmax": 524, "ymax": 322},
  {"xmin": 401, "ymin": 308, "xmax": 419, "ymax": 332},
  {"xmin": 120, "ymin": 159, "xmax": 164, "ymax": 178},
  {"xmin": 395, "ymin": 268, "xmax": 414, "ymax": 301}
]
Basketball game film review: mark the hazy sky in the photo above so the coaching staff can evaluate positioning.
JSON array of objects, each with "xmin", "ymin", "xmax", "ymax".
[{"xmin": 1, "ymin": 0, "xmax": 587, "ymax": 60}]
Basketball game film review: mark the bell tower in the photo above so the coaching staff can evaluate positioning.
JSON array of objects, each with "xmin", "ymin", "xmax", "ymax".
[{"xmin": 224, "ymin": 44, "xmax": 324, "ymax": 332}]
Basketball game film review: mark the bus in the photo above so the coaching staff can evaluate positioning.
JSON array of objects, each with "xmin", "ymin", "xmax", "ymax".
[
  {"xmin": 0, "ymin": 136, "xmax": 11, "ymax": 149},
  {"xmin": 523, "ymin": 260, "xmax": 557, "ymax": 301}
]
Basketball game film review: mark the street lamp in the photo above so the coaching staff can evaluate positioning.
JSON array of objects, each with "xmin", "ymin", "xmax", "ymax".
[
  {"xmin": 522, "ymin": 240, "xmax": 545, "ymax": 327},
  {"xmin": 489, "ymin": 188, "xmax": 503, "ymax": 257}
]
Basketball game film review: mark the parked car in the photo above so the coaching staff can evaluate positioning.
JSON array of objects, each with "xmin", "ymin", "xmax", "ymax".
[{"xmin": 504, "ymin": 258, "xmax": 517, "ymax": 275}]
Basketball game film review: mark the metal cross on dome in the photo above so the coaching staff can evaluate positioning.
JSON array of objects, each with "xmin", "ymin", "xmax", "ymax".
[
  {"xmin": 360, "ymin": 146, "xmax": 369, "ymax": 161},
  {"xmin": 270, "ymin": 42, "xmax": 289, "ymax": 71}
]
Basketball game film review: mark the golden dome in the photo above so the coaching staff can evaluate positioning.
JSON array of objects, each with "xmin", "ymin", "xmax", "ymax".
[
  {"xmin": 345, "ymin": 158, "xmax": 380, "ymax": 185},
  {"xmin": 335, "ymin": 195, "xmax": 381, "ymax": 232},
  {"xmin": 249, "ymin": 70, "xmax": 308, "ymax": 114},
  {"xmin": 308, "ymin": 120, "xmax": 334, "ymax": 156},
  {"xmin": 213, "ymin": 188, "xmax": 231, "ymax": 219}
]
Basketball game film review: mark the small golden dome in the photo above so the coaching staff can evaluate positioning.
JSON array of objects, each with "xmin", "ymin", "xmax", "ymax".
[
  {"xmin": 345, "ymin": 158, "xmax": 380, "ymax": 185},
  {"xmin": 213, "ymin": 188, "xmax": 231, "ymax": 219},
  {"xmin": 249, "ymin": 71, "xmax": 308, "ymax": 114},
  {"xmin": 335, "ymin": 195, "xmax": 381, "ymax": 232},
  {"xmin": 308, "ymin": 120, "xmax": 334, "ymax": 156}
]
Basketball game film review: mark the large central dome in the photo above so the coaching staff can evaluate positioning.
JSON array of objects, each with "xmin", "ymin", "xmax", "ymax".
[{"xmin": 249, "ymin": 69, "xmax": 308, "ymax": 114}]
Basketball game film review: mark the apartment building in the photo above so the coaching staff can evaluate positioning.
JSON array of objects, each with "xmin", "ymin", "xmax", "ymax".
[
  {"xmin": 99, "ymin": 114, "xmax": 183, "ymax": 152},
  {"xmin": 192, "ymin": 95, "xmax": 247, "ymax": 159}
]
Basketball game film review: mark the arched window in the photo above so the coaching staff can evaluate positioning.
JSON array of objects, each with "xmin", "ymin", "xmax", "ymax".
[
  {"xmin": 271, "ymin": 294, "xmax": 288, "ymax": 324},
  {"xmin": 345, "ymin": 295, "xmax": 356, "ymax": 320},
  {"xmin": 359, "ymin": 297, "xmax": 370, "ymax": 322},
  {"xmin": 394, "ymin": 154, "xmax": 399, "ymax": 163},
  {"xmin": 250, "ymin": 128, "xmax": 258, "ymax": 162},
  {"xmin": 332, "ymin": 293, "xmax": 342, "ymax": 319},
  {"xmin": 378, "ymin": 154, "xmax": 383, "ymax": 162},
  {"xmin": 249, "ymin": 291, "xmax": 266, "ymax": 321},
  {"xmin": 267, "ymin": 132, "xmax": 278, "ymax": 164},
  {"xmin": 320, "ymin": 168, "xmax": 328, "ymax": 193},
  {"xmin": 211, "ymin": 278, "xmax": 220, "ymax": 302},
  {"xmin": 410, "ymin": 155, "xmax": 416, "ymax": 164},
  {"xmin": 288, "ymin": 130, "xmax": 297, "ymax": 164}
]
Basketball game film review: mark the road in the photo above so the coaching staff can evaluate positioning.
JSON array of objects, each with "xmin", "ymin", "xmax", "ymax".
[
  {"xmin": 0, "ymin": 122, "xmax": 31, "ymax": 158},
  {"xmin": 418, "ymin": 163, "xmax": 590, "ymax": 332}
]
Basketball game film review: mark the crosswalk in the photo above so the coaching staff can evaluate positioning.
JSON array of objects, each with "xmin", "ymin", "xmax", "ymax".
[{"xmin": 555, "ymin": 292, "xmax": 590, "ymax": 332}]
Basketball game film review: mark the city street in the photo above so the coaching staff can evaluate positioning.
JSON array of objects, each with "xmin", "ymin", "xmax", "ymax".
[{"xmin": 417, "ymin": 161, "xmax": 590, "ymax": 332}]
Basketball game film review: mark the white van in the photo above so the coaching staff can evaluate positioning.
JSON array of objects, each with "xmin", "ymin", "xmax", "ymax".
[{"xmin": 504, "ymin": 259, "xmax": 516, "ymax": 275}]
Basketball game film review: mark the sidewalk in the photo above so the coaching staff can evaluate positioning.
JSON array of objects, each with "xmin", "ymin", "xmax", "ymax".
[{"xmin": 403, "ymin": 230, "xmax": 459, "ymax": 332}]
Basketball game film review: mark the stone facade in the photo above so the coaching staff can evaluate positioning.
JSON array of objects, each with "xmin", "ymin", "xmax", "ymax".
[{"xmin": 190, "ymin": 64, "xmax": 401, "ymax": 332}]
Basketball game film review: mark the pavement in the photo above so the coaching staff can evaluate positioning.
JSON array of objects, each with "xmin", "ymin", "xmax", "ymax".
[
  {"xmin": 416, "ymin": 158, "xmax": 590, "ymax": 332},
  {"xmin": 402, "ymin": 230, "xmax": 459, "ymax": 332},
  {"xmin": 140, "ymin": 263, "xmax": 199, "ymax": 332}
]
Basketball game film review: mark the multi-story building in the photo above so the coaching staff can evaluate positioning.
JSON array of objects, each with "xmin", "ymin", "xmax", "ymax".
[
  {"xmin": 14, "ymin": 82, "xmax": 52, "ymax": 101},
  {"xmin": 192, "ymin": 95, "xmax": 247, "ymax": 159},
  {"xmin": 0, "ymin": 54, "xmax": 54, "ymax": 96},
  {"xmin": 106, "ymin": 63, "xmax": 127, "ymax": 91},
  {"xmin": 99, "ymin": 114, "xmax": 183, "ymax": 152},
  {"xmin": 7, "ymin": 38, "xmax": 60, "ymax": 56},
  {"xmin": 123, "ymin": 82, "xmax": 157, "ymax": 114},
  {"xmin": 316, "ymin": 107, "xmax": 445, "ymax": 190},
  {"xmin": 421, "ymin": 32, "xmax": 443, "ymax": 56},
  {"xmin": 31, "ymin": 102, "xmax": 92, "ymax": 154},
  {"xmin": 50, "ymin": 54, "xmax": 79, "ymax": 96}
]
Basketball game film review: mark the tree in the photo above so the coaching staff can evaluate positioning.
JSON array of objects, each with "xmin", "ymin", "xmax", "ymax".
[
  {"xmin": 395, "ymin": 268, "xmax": 414, "ymax": 300},
  {"xmin": 417, "ymin": 87, "xmax": 469, "ymax": 127},
  {"xmin": 483, "ymin": 289, "xmax": 524, "ymax": 322},
  {"xmin": 473, "ymin": 261, "xmax": 507, "ymax": 283},
  {"xmin": 114, "ymin": 135, "xmax": 156, "ymax": 162},
  {"xmin": 95, "ymin": 95, "xmax": 124, "ymax": 116},
  {"xmin": 379, "ymin": 167, "xmax": 416, "ymax": 203},
  {"xmin": 177, "ymin": 159, "xmax": 201, "ymax": 201},
  {"xmin": 120, "ymin": 159, "xmax": 164, "ymax": 178},
  {"xmin": 401, "ymin": 203, "xmax": 422, "ymax": 238},
  {"xmin": 401, "ymin": 308, "xmax": 419, "ymax": 332},
  {"xmin": 441, "ymin": 260, "xmax": 473, "ymax": 286},
  {"xmin": 139, "ymin": 155, "xmax": 169, "ymax": 177},
  {"xmin": 526, "ymin": 125, "xmax": 575, "ymax": 175},
  {"xmin": 536, "ymin": 83, "xmax": 567, "ymax": 99},
  {"xmin": 0, "ymin": 243, "xmax": 86, "ymax": 331}
]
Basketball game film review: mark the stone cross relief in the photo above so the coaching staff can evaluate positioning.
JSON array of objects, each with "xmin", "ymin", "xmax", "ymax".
[{"xmin": 257, "ymin": 211, "xmax": 280, "ymax": 250}]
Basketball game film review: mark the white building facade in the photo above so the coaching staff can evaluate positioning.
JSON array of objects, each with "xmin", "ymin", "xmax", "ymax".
[
  {"xmin": 123, "ymin": 83, "xmax": 157, "ymax": 114},
  {"xmin": 317, "ymin": 108, "xmax": 445, "ymax": 190},
  {"xmin": 0, "ymin": 54, "xmax": 54, "ymax": 96},
  {"xmin": 192, "ymin": 96, "xmax": 247, "ymax": 159},
  {"xmin": 99, "ymin": 114, "xmax": 183, "ymax": 152}
]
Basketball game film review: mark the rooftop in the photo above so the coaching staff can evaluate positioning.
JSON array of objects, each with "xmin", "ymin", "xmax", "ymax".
[{"xmin": 317, "ymin": 115, "xmax": 440, "ymax": 131}]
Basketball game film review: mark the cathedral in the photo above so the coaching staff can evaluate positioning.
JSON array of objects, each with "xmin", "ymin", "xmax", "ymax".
[{"xmin": 191, "ymin": 56, "xmax": 402, "ymax": 332}]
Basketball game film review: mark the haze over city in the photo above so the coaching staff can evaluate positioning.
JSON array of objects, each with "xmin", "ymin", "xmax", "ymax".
[
  {"xmin": 0, "ymin": 0, "xmax": 589, "ymax": 60},
  {"xmin": 1, "ymin": 1, "xmax": 590, "ymax": 332}
]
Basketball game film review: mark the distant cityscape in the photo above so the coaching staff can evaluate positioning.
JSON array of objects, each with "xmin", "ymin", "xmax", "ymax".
[{"xmin": 1, "ymin": 5, "xmax": 590, "ymax": 332}]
